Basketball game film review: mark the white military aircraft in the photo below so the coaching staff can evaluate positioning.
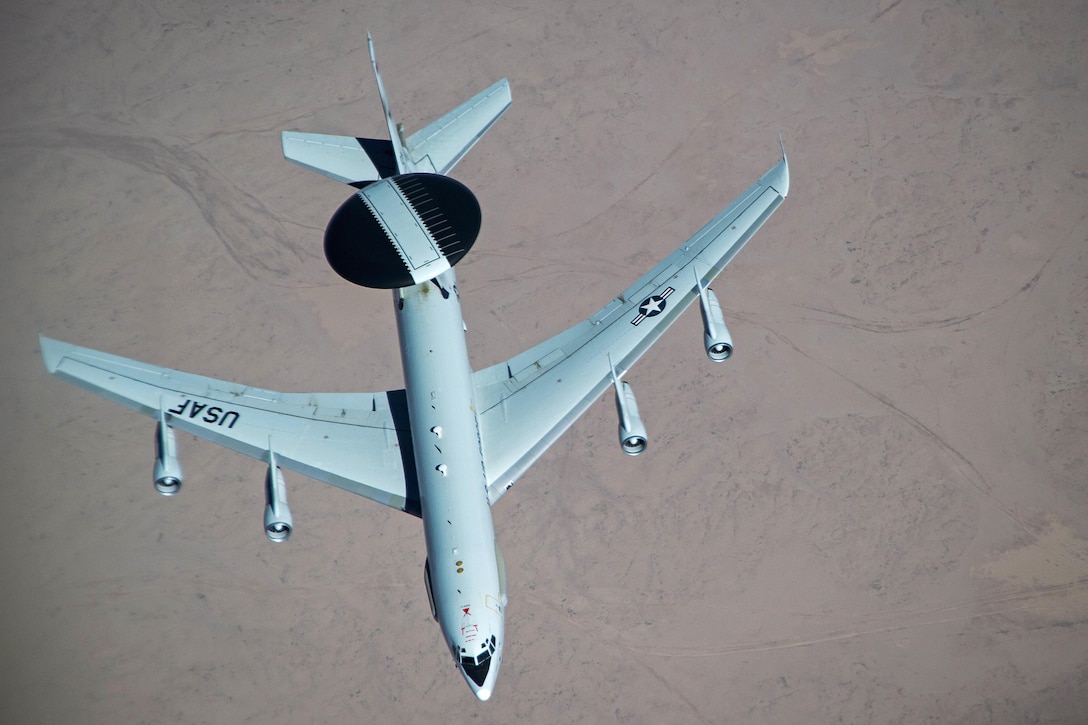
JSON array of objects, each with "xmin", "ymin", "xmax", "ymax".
[{"xmin": 40, "ymin": 37, "xmax": 788, "ymax": 701}]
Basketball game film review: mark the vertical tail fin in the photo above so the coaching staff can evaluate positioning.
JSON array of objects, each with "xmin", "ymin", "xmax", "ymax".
[{"xmin": 368, "ymin": 32, "xmax": 408, "ymax": 174}]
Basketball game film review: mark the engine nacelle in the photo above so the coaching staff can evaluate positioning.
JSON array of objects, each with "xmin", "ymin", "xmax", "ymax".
[
  {"xmin": 153, "ymin": 418, "xmax": 183, "ymax": 496},
  {"xmin": 699, "ymin": 286, "xmax": 733, "ymax": 362},
  {"xmin": 264, "ymin": 455, "xmax": 293, "ymax": 542},
  {"xmin": 614, "ymin": 380, "xmax": 648, "ymax": 455}
]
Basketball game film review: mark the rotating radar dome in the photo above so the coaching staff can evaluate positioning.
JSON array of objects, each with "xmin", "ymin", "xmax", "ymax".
[{"xmin": 323, "ymin": 173, "xmax": 481, "ymax": 289}]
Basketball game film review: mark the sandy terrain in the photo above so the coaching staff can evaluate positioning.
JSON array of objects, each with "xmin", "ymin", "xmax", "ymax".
[{"xmin": 2, "ymin": 0, "xmax": 1086, "ymax": 722}]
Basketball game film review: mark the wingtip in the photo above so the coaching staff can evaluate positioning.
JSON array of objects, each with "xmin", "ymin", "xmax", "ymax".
[
  {"xmin": 766, "ymin": 136, "xmax": 790, "ymax": 198},
  {"xmin": 39, "ymin": 334, "xmax": 64, "ymax": 374}
]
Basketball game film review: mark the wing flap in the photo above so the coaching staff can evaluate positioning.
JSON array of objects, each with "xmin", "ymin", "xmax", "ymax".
[
  {"xmin": 474, "ymin": 155, "xmax": 788, "ymax": 503},
  {"xmin": 40, "ymin": 336, "xmax": 420, "ymax": 515}
]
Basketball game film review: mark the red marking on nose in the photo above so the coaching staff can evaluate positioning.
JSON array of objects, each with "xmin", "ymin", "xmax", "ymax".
[{"xmin": 463, "ymin": 607, "xmax": 471, "ymax": 615}]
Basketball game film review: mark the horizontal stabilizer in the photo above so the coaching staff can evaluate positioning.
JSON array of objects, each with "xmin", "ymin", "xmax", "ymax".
[
  {"xmin": 405, "ymin": 78, "xmax": 511, "ymax": 175},
  {"xmin": 281, "ymin": 133, "xmax": 397, "ymax": 185},
  {"xmin": 283, "ymin": 33, "xmax": 510, "ymax": 184}
]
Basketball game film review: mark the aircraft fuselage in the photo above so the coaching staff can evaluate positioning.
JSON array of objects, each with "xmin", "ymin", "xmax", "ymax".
[{"xmin": 394, "ymin": 269, "xmax": 505, "ymax": 700}]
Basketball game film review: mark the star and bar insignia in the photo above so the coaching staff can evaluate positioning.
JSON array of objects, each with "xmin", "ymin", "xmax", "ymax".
[{"xmin": 630, "ymin": 287, "xmax": 675, "ymax": 326}]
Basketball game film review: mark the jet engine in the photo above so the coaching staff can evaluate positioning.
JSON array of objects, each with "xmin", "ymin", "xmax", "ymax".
[
  {"xmin": 264, "ymin": 452, "xmax": 293, "ymax": 542},
  {"xmin": 153, "ymin": 416, "xmax": 183, "ymax": 496},
  {"xmin": 699, "ymin": 285, "xmax": 733, "ymax": 362},
  {"xmin": 614, "ymin": 380, "xmax": 648, "ymax": 456}
]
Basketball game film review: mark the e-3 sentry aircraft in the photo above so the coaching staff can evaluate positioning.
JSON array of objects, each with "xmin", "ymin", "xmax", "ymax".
[{"xmin": 39, "ymin": 37, "xmax": 788, "ymax": 701}]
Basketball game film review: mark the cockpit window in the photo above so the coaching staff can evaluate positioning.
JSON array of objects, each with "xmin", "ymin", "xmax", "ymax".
[{"xmin": 461, "ymin": 650, "xmax": 491, "ymax": 687}]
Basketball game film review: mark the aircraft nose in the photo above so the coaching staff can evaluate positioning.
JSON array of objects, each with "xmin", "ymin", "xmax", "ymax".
[
  {"xmin": 461, "ymin": 660, "xmax": 498, "ymax": 702},
  {"xmin": 462, "ymin": 653, "xmax": 491, "ymax": 689},
  {"xmin": 459, "ymin": 658, "xmax": 493, "ymax": 701},
  {"xmin": 458, "ymin": 634, "xmax": 501, "ymax": 701}
]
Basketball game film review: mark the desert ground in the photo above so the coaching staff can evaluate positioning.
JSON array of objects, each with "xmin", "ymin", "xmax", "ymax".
[{"xmin": 2, "ymin": 0, "xmax": 1086, "ymax": 722}]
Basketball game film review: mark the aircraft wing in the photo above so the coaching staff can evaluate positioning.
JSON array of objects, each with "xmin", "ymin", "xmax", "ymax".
[
  {"xmin": 404, "ymin": 78, "xmax": 511, "ymax": 175},
  {"xmin": 39, "ymin": 336, "xmax": 421, "ymax": 516},
  {"xmin": 473, "ymin": 153, "xmax": 789, "ymax": 504}
]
